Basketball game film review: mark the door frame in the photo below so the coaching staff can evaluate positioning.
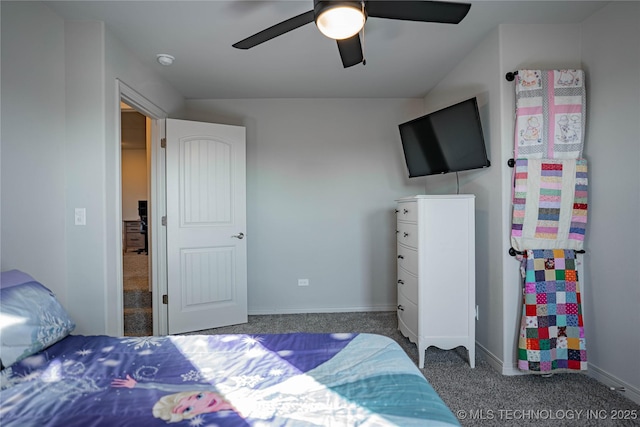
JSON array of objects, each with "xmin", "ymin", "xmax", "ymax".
[{"xmin": 116, "ymin": 79, "xmax": 169, "ymax": 335}]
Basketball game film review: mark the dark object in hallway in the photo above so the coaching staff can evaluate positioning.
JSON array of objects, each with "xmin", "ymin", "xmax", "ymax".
[{"xmin": 137, "ymin": 200, "xmax": 148, "ymax": 255}]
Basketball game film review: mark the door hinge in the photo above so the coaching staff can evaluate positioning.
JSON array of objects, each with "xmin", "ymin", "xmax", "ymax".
[
  {"xmin": 161, "ymin": 216, "xmax": 167, "ymax": 226},
  {"xmin": 162, "ymin": 294, "xmax": 168, "ymax": 304},
  {"xmin": 161, "ymin": 138, "xmax": 166, "ymax": 148}
]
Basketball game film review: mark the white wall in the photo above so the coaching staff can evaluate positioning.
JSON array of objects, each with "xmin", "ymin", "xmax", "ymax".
[
  {"xmin": 186, "ymin": 98, "xmax": 426, "ymax": 314},
  {"xmin": 1, "ymin": 2, "xmax": 68, "ymax": 303},
  {"xmin": 121, "ymin": 112, "xmax": 149, "ymax": 220},
  {"xmin": 121, "ymin": 149, "xmax": 148, "ymax": 220},
  {"xmin": 1, "ymin": 2, "xmax": 185, "ymax": 335},
  {"xmin": 580, "ymin": 1, "xmax": 640, "ymax": 403},
  {"xmin": 64, "ymin": 20, "xmax": 109, "ymax": 335},
  {"xmin": 422, "ymin": 28, "xmax": 505, "ymax": 367}
]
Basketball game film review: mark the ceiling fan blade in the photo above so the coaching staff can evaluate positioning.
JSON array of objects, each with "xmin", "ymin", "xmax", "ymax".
[
  {"xmin": 233, "ymin": 10, "xmax": 315, "ymax": 49},
  {"xmin": 337, "ymin": 34, "xmax": 364, "ymax": 68},
  {"xmin": 366, "ymin": 1, "xmax": 471, "ymax": 24}
]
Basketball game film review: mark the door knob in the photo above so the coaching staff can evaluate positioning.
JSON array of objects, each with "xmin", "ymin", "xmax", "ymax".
[{"xmin": 232, "ymin": 232, "xmax": 245, "ymax": 239}]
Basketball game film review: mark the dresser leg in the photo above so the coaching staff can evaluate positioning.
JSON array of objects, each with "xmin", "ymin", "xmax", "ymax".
[
  {"xmin": 418, "ymin": 344, "xmax": 426, "ymax": 369},
  {"xmin": 467, "ymin": 345, "xmax": 475, "ymax": 368}
]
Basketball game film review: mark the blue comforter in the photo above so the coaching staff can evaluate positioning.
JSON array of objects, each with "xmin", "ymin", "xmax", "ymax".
[{"xmin": 0, "ymin": 332, "xmax": 459, "ymax": 426}]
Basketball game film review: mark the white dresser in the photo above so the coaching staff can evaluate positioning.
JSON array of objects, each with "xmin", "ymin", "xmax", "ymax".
[{"xmin": 396, "ymin": 195, "xmax": 476, "ymax": 368}]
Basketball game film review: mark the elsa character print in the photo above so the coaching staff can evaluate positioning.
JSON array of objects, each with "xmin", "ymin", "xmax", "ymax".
[{"xmin": 112, "ymin": 375, "xmax": 235, "ymax": 423}]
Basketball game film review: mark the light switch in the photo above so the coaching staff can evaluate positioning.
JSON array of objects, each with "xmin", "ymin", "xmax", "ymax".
[{"xmin": 75, "ymin": 208, "xmax": 86, "ymax": 226}]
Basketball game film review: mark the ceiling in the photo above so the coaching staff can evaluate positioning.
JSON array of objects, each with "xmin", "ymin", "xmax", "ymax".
[{"xmin": 45, "ymin": 1, "xmax": 608, "ymax": 99}]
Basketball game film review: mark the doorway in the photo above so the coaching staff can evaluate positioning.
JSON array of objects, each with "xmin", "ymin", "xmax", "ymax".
[
  {"xmin": 116, "ymin": 79, "xmax": 169, "ymax": 337},
  {"xmin": 121, "ymin": 102, "xmax": 152, "ymax": 336},
  {"xmin": 114, "ymin": 80, "xmax": 246, "ymax": 336}
]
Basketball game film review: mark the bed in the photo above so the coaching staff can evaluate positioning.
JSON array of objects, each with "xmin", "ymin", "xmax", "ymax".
[{"xmin": 0, "ymin": 270, "xmax": 460, "ymax": 426}]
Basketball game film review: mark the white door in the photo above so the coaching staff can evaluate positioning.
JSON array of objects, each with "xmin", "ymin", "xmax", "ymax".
[{"xmin": 165, "ymin": 118, "xmax": 247, "ymax": 334}]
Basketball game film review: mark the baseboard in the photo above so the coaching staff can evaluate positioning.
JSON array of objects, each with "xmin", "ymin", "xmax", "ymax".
[
  {"xmin": 587, "ymin": 363, "xmax": 640, "ymax": 405},
  {"xmin": 500, "ymin": 355, "xmax": 527, "ymax": 376},
  {"xmin": 476, "ymin": 342, "xmax": 531, "ymax": 376},
  {"xmin": 248, "ymin": 305, "xmax": 397, "ymax": 316},
  {"xmin": 477, "ymin": 344, "xmax": 640, "ymax": 405},
  {"xmin": 476, "ymin": 342, "xmax": 518, "ymax": 375}
]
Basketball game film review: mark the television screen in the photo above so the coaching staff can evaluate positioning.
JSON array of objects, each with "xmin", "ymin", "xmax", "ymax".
[{"xmin": 398, "ymin": 97, "xmax": 490, "ymax": 177}]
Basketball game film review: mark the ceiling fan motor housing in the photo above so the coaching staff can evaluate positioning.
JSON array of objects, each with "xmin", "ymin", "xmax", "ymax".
[{"xmin": 313, "ymin": 0, "xmax": 367, "ymax": 18}]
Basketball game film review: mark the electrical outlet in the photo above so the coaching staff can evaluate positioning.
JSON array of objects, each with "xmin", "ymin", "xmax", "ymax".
[{"xmin": 298, "ymin": 279, "xmax": 309, "ymax": 287}]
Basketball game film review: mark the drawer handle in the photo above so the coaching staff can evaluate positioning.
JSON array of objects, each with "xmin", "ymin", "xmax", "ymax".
[
  {"xmin": 397, "ymin": 279, "xmax": 404, "ymax": 285},
  {"xmin": 403, "ymin": 209, "xmax": 409, "ymax": 214},
  {"xmin": 403, "ymin": 232, "xmax": 409, "ymax": 238},
  {"xmin": 397, "ymin": 304, "xmax": 405, "ymax": 311},
  {"xmin": 395, "ymin": 209, "xmax": 399, "ymax": 213},
  {"xmin": 397, "ymin": 255, "xmax": 404, "ymax": 259},
  {"xmin": 231, "ymin": 232, "xmax": 245, "ymax": 239}
]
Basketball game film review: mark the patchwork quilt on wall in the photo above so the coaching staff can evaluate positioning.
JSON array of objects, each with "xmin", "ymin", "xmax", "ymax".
[
  {"xmin": 511, "ymin": 158, "xmax": 588, "ymax": 251},
  {"xmin": 518, "ymin": 249, "xmax": 587, "ymax": 372}
]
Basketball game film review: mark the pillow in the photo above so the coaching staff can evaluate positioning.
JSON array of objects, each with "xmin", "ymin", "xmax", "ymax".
[
  {"xmin": 0, "ymin": 271, "xmax": 75, "ymax": 368},
  {"xmin": 0, "ymin": 269, "xmax": 36, "ymax": 289}
]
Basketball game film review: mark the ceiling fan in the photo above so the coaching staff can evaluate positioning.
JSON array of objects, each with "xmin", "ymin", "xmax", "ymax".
[{"xmin": 232, "ymin": 0, "xmax": 471, "ymax": 68}]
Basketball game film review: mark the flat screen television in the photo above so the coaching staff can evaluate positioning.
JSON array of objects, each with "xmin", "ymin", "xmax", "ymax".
[{"xmin": 398, "ymin": 97, "xmax": 490, "ymax": 178}]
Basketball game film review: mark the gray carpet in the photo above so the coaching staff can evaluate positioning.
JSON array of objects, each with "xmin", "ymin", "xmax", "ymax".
[
  {"xmin": 123, "ymin": 252, "xmax": 149, "ymax": 291},
  {"xmin": 123, "ymin": 253, "xmax": 152, "ymax": 336},
  {"xmin": 182, "ymin": 311, "xmax": 639, "ymax": 426}
]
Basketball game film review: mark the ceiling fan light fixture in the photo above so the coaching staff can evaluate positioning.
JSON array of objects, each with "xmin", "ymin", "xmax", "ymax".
[{"xmin": 315, "ymin": 3, "xmax": 365, "ymax": 40}]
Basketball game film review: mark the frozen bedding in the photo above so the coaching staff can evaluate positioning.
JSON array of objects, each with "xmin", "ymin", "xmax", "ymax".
[{"xmin": 0, "ymin": 271, "xmax": 459, "ymax": 426}]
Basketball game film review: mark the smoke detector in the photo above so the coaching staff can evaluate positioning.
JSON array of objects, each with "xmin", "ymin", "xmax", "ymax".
[{"xmin": 156, "ymin": 54, "xmax": 175, "ymax": 66}]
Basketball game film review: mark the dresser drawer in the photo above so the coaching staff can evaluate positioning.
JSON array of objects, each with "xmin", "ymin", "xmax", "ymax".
[
  {"xmin": 126, "ymin": 233, "xmax": 144, "ymax": 247},
  {"xmin": 397, "ymin": 292, "xmax": 418, "ymax": 340},
  {"xmin": 397, "ymin": 244, "xmax": 418, "ymax": 275},
  {"xmin": 125, "ymin": 221, "xmax": 142, "ymax": 232},
  {"xmin": 396, "ymin": 222, "xmax": 418, "ymax": 248},
  {"xmin": 396, "ymin": 201, "xmax": 417, "ymax": 222},
  {"xmin": 397, "ymin": 267, "xmax": 418, "ymax": 302}
]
